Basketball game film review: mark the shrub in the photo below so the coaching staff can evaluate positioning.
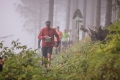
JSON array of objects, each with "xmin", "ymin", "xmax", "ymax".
[
  {"xmin": 46, "ymin": 21, "xmax": 120, "ymax": 80},
  {"xmin": 0, "ymin": 40, "xmax": 46, "ymax": 80}
]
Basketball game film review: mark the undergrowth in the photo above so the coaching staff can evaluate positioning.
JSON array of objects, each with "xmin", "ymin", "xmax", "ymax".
[{"xmin": 0, "ymin": 21, "xmax": 120, "ymax": 80}]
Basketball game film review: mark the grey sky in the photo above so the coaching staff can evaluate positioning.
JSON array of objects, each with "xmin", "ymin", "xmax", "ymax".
[{"xmin": 0, "ymin": 0, "xmax": 34, "ymax": 48}]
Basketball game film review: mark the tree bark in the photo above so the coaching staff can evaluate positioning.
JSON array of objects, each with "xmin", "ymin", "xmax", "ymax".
[
  {"xmin": 48, "ymin": 0, "xmax": 54, "ymax": 27},
  {"xmin": 82, "ymin": 0, "xmax": 87, "ymax": 39},
  {"xmin": 38, "ymin": 0, "xmax": 43, "ymax": 30},
  {"xmin": 105, "ymin": 0, "xmax": 112, "ymax": 27},
  {"xmin": 54, "ymin": 4, "xmax": 57, "ymax": 27},
  {"xmin": 66, "ymin": 0, "xmax": 71, "ymax": 32},
  {"xmin": 71, "ymin": 0, "xmax": 76, "ymax": 44},
  {"xmin": 75, "ymin": 0, "xmax": 79, "ymax": 42},
  {"xmin": 96, "ymin": 0, "xmax": 101, "ymax": 27},
  {"xmin": 91, "ymin": 0, "xmax": 95, "ymax": 26},
  {"xmin": 35, "ymin": 0, "xmax": 43, "ymax": 49}
]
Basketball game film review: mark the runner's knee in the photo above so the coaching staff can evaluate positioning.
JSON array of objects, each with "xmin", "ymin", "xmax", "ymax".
[{"xmin": 47, "ymin": 53, "xmax": 51, "ymax": 58}]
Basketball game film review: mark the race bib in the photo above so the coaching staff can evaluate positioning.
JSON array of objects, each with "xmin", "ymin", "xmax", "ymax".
[{"xmin": 45, "ymin": 37, "xmax": 51, "ymax": 42}]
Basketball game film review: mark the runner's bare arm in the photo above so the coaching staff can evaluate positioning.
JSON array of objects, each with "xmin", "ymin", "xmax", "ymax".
[{"xmin": 54, "ymin": 30, "xmax": 60, "ymax": 43}]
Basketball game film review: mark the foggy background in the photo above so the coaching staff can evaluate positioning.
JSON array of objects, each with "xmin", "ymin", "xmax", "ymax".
[
  {"xmin": 0, "ymin": 0, "xmax": 117, "ymax": 49},
  {"xmin": 0, "ymin": 0, "xmax": 35, "ymax": 48}
]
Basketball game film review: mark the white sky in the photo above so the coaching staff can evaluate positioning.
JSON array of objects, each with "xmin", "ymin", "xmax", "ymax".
[{"xmin": 0, "ymin": 0, "xmax": 35, "ymax": 49}]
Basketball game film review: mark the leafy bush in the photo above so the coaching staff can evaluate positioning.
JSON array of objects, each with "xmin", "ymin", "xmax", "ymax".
[
  {"xmin": 0, "ymin": 40, "xmax": 46, "ymax": 80},
  {"xmin": 46, "ymin": 21, "xmax": 120, "ymax": 80},
  {"xmin": 0, "ymin": 21, "xmax": 120, "ymax": 80}
]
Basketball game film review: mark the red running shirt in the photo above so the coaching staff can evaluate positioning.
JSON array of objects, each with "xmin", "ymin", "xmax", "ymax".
[
  {"xmin": 38, "ymin": 27, "xmax": 60, "ymax": 47},
  {"xmin": 54, "ymin": 30, "xmax": 62, "ymax": 41}
]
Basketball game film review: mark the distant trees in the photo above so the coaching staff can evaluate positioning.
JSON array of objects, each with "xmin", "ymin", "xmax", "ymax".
[
  {"xmin": 16, "ymin": 0, "xmax": 119, "ymax": 45},
  {"xmin": 16, "ymin": 0, "xmax": 42, "ymax": 33},
  {"xmin": 16, "ymin": 0, "xmax": 43, "ymax": 48}
]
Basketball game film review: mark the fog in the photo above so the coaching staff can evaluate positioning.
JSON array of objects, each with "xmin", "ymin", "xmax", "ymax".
[
  {"xmin": 0, "ymin": 0, "xmax": 116, "ymax": 49},
  {"xmin": 0, "ymin": 0, "xmax": 34, "ymax": 48}
]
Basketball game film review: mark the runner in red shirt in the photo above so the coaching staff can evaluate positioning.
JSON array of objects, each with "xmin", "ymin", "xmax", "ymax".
[
  {"xmin": 38, "ymin": 21, "xmax": 60, "ymax": 68},
  {"xmin": 54, "ymin": 26, "xmax": 62, "ymax": 54}
]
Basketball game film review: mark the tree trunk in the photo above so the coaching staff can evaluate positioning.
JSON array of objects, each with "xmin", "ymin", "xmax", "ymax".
[
  {"xmin": 66, "ymin": 0, "xmax": 71, "ymax": 32},
  {"xmin": 96, "ymin": 0, "xmax": 101, "ymax": 27},
  {"xmin": 82, "ymin": 0, "xmax": 87, "ymax": 39},
  {"xmin": 48, "ymin": 0, "xmax": 54, "ymax": 27},
  {"xmin": 35, "ymin": 1, "xmax": 43, "ymax": 49},
  {"xmin": 75, "ymin": 0, "xmax": 79, "ymax": 42},
  {"xmin": 91, "ymin": 0, "xmax": 95, "ymax": 26},
  {"xmin": 71, "ymin": 0, "xmax": 76, "ymax": 44},
  {"xmin": 37, "ymin": 0, "xmax": 43, "ymax": 49},
  {"xmin": 105, "ymin": 0, "xmax": 112, "ymax": 27},
  {"xmin": 54, "ymin": 3, "xmax": 57, "ymax": 27},
  {"xmin": 38, "ymin": 0, "xmax": 43, "ymax": 30}
]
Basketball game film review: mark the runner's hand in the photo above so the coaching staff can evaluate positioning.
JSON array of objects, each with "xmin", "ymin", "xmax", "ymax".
[
  {"xmin": 45, "ymin": 35, "xmax": 49, "ymax": 38},
  {"xmin": 56, "ymin": 42, "xmax": 59, "ymax": 47}
]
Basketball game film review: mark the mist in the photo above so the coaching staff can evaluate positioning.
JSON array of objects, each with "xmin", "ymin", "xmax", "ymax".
[
  {"xmin": 0, "ymin": 0, "xmax": 116, "ymax": 49},
  {"xmin": 0, "ymin": 0, "xmax": 34, "ymax": 48}
]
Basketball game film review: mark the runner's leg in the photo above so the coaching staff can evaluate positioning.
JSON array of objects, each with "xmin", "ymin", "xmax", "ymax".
[
  {"xmin": 47, "ymin": 47, "xmax": 53, "ymax": 68},
  {"xmin": 55, "ymin": 41, "xmax": 58, "ymax": 54},
  {"xmin": 42, "ymin": 47, "xmax": 47, "ymax": 68},
  {"xmin": 58, "ymin": 41, "xmax": 61, "ymax": 53}
]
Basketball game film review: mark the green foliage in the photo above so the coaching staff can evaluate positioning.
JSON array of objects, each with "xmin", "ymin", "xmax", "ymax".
[
  {"xmin": 1, "ymin": 21, "xmax": 120, "ymax": 80},
  {"xmin": 45, "ymin": 21, "xmax": 120, "ymax": 80},
  {"xmin": 0, "ymin": 40, "xmax": 46, "ymax": 80}
]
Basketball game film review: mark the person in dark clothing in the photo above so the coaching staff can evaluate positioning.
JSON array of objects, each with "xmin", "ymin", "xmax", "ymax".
[
  {"xmin": 54, "ymin": 26, "xmax": 62, "ymax": 54},
  {"xmin": 0, "ymin": 57, "xmax": 4, "ymax": 72}
]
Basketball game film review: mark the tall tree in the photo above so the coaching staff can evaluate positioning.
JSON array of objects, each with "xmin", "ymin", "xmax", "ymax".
[
  {"xmin": 54, "ymin": 3, "xmax": 58, "ymax": 27},
  {"xmin": 48, "ymin": 0, "xmax": 54, "ymax": 27},
  {"xmin": 38, "ymin": 0, "xmax": 43, "ymax": 30},
  {"xmin": 91, "ymin": 0, "xmax": 95, "ymax": 26},
  {"xmin": 82, "ymin": 0, "xmax": 87, "ymax": 39},
  {"xmin": 112, "ymin": 0, "xmax": 117, "ymax": 22},
  {"xmin": 16, "ymin": 0, "xmax": 43, "ymax": 48},
  {"xmin": 75, "ymin": 0, "xmax": 79, "ymax": 42},
  {"xmin": 105, "ymin": 0, "xmax": 112, "ymax": 27},
  {"xmin": 96, "ymin": 0, "xmax": 101, "ymax": 27},
  {"xmin": 16, "ymin": 0, "xmax": 43, "ymax": 33},
  {"xmin": 66, "ymin": 0, "xmax": 71, "ymax": 31},
  {"xmin": 71, "ymin": 0, "xmax": 76, "ymax": 44}
]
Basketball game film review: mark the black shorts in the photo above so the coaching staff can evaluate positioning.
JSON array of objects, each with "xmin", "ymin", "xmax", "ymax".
[
  {"xmin": 54, "ymin": 41, "xmax": 61, "ymax": 47},
  {"xmin": 0, "ymin": 65, "xmax": 3, "ymax": 72},
  {"xmin": 62, "ymin": 41, "xmax": 68, "ymax": 47},
  {"xmin": 42, "ymin": 47, "xmax": 53, "ymax": 57}
]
